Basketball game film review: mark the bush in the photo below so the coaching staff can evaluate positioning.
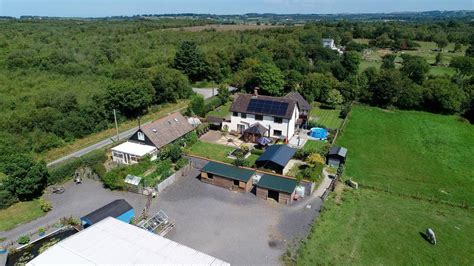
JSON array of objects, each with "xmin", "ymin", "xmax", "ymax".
[
  {"xmin": 175, "ymin": 157, "xmax": 188, "ymax": 170},
  {"xmin": 48, "ymin": 149, "xmax": 106, "ymax": 185},
  {"xmin": 307, "ymin": 120, "xmax": 325, "ymax": 129},
  {"xmin": 340, "ymin": 104, "xmax": 352, "ymax": 119},
  {"xmin": 17, "ymin": 235, "xmax": 30, "ymax": 245},
  {"xmin": 39, "ymin": 198, "xmax": 53, "ymax": 212},
  {"xmin": 306, "ymin": 153, "xmax": 325, "ymax": 167},
  {"xmin": 0, "ymin": 189, "xmax": 18, "ymax": 209},
  {"xmin": 38, "ymin": 227, "xmax": 46, "ymax": 235},
  {"xmin": 204, "ymin": 96, "xmax": 223, "ymax": 114},
  {"xmin": 250, "ymin": 148, "xmax": 264, "ymax": 156}
]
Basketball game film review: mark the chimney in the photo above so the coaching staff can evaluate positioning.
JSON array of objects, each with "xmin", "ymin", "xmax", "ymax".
[{"xmin": 253, "ymin": 87, "xmax": 259, "ymax": 96}]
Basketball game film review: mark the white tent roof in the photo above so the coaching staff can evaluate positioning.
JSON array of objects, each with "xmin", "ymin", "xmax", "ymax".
[
  {"xmin": 111, "ymin": 142, "xmax": 157, "ymax": 157},
  {"xmin": 27, "ymin": 217, "xmax": 229, "ymax": 266},
  {"xmin": 124, "ymin": 174, "xmax": 142, "ymax": 186}
]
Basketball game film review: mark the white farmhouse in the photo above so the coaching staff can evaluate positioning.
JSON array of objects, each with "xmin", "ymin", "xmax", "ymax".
[
  {"xmin": 223, "ymin": 90, "xmax": 302, "ymax": 142},
  {"xmin": 322, "ymin": 38, "xmax": 344, "ymax": 54}
]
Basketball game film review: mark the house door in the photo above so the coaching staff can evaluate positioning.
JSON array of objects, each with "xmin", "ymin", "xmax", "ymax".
[{"xmin": 237, "ymin": 124, "xmax": 245, "ymax": 134}]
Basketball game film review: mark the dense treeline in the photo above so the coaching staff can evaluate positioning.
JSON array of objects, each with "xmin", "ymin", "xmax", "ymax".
[{"xmin": 0, "ymin": 19, "xmax": 473, "ymax": 209}]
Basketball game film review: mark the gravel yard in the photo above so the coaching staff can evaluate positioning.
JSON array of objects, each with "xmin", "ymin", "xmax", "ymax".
[{"xmin": 150, "ymin": 159, "xmax": 322, "ymax": 265}]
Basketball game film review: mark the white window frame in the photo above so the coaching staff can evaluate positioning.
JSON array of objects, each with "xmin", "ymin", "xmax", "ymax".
[{"xmin": 137, "ymin": 132, "xmax": 145, "ymax": 141}]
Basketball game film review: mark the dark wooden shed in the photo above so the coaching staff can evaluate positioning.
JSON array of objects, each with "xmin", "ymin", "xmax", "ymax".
[
  {"xmin": 255, "ymin": 145, "xmax": 296, "ymax": 174},
  {"xmin": 200, "ymin": 161, "xmax": 255, "ymax": 192},
  {"xmin": 327, "ymin": 146, "xmax": 348, "ymax": 168}
]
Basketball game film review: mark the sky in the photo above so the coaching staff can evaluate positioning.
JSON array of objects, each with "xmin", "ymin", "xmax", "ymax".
[{"xmin": 0, "ymin": 0, "xmax": 472, "ymax": 17}]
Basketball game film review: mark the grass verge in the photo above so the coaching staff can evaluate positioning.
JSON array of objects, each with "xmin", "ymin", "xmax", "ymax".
[{"xmin": 0, "ymin": 200, "xmax": 45, "ymax": 231}]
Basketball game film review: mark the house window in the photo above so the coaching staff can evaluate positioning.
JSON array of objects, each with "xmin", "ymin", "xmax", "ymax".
[
  {"xmin": 233, "ymin": 112, "xmax": 238, "ymax": 116},
  {"xmin": 137, "ymin": 132, "xmax": 145, "ymax": 141},
  {"xmin": 273, "ymin": 130, "xmax": 282, "ymax": 136},
  {"xmin": 274, "ymin": 117, "xmax": 282, "ymax": 123},
  {"xmin": 255, "ymin": 114, "xmax": 263, "ymax": 121},
  {"xmin": 241, "ymin": 113, "xmax": 247, "ymax": 118}
]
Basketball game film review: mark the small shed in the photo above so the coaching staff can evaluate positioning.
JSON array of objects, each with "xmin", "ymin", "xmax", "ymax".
[
  {"xmin": 206, "ymin": 116, "xmax": 225, "ymax": 130},
  {"xmin": 256, "ymin": 174, "xmax": 297, "ymax": 205},
  {"xmin": 327, "ymin": 146, "xmax": 348, "ymax": 168},
  {"xmin": 255, "ymin": 145, "xmax": 296, "ymax": 174},
  {"xmin": 201, "ymin": 161, "xmax": 255, "ymax": 192},
  {"xmin": 80, "ymin": 199, "xmax": 134, "ymax": 228}
]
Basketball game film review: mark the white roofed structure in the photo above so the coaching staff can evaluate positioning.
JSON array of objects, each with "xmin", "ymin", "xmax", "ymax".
[
  {"xmin": 27, "ymin": 217, "xmax": 229, "ymax": 266},
  {"xmin": 111, "ymin": 142, "xmax": 157, "ymax": 157}
]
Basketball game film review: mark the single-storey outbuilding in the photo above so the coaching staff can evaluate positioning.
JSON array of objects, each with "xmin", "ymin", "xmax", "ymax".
[
  {"xmin": 327, "ymin": 146, "xmax": 348, "ymax": 168},
  {"xmin": 256, "ymin": 174, "xmax": 297, "ymax": 205},
  {"xmin": 200, "ymin": 161, "xmax": 255, "ymax": 192},
  {"xmin": 255, "ymin": 145, "xmax": 296, "ymax": 174},
  {"xmin": 80, "ymin": 199, "xmax": 134, "ymax": 228}
]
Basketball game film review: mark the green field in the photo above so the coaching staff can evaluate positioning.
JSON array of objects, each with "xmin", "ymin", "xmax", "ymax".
[
  {"xmin": 336, "ymin": 106, "xmax": 474, "ymax": 205},
  {"xmin": 207, "ymin": 101, "xmax": 232, "ymax": 118},
  {"xmin": 0, "ymin": 200, "xmax": 45, "ymax": 231},
  {"xmin": 310, "ymin": 103, "xmax": 344, "ymax": 129},
  {"xmin": 296, "ymin": 187, "xmax": 474, "ymax": 265},
  {"xmin": 184, "ymin": 140, "xmax": 258, "ymax": 166}
]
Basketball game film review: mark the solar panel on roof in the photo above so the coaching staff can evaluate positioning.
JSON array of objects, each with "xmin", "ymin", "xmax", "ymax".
[{"xmin": 247, "ymin": 99, "xmax": 289, "ymax": 117}]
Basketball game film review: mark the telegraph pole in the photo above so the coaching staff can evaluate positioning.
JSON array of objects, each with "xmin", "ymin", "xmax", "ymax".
[{"xmin": 113, "ymin": 109, "xmax": 120, "ymax": 141}]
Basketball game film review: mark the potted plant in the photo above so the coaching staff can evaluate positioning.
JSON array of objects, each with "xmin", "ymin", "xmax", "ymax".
[
  {"xmin": 17, "ymin": 235, "xmax": 30, "ymax": 245},
  {"xmin": 0, "ymin": 245, "xmax": 7, "ymax": 254},
  {"xmin": 38, "ymin": 227, "xmax": 46, "ymax": 237}
]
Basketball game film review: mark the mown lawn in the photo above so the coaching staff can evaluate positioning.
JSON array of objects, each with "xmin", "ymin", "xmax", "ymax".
[
  {"xmin": 310, "ymin": 103, "xmax": 344, "ymax": 129},
  {"xmin": 296, "ymin": 187, "xmax": 474, "ymax": 265},
  {"xmin": 302, "ymin": 140, "xmax": 328, "ymax": 154},
  {"xmin": 184, "ymin": 140, "xmax": 258, "ymax": 166},
  {"xmin": 0, "ymin": 200, "xmax": 45, "ymax": 231},
  {"xmin": 207, "ymin": 101, "xmax": 232, "ymax": 118},
  {"xmin": 336, "ymin": 106, "xmax": 474, "ymax": 205}
]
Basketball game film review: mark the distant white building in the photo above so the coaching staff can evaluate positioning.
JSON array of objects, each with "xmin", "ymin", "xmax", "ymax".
[
  {"xmin": 322, "ymin": 38, "xmax": 343, "ymax": 54},
  {"xmin": 27, "ymin": 217, "xmax": 229, "ymax": 265},
  {"xmin": 222, "ymin": 89, "xmax": 303, "ymax": 142}
]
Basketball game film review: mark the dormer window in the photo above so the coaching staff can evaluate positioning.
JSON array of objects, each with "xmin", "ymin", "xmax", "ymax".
[
  {"xmin": 241, "ymin": 113, "xmax": 246, "ymax": 118},
  {"xmin": 138, "ymin": 132, "xmax": 145, "ymax": 141}
]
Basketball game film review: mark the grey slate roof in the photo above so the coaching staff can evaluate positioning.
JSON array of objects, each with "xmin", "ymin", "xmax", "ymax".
[
  {"xmin": 244, "ymin": 123, "xmax": 268, "ymax": 135},
  {"xmin": 256, "ymin": 145, "xmax": 296, "ymax": 168},
  {"xmin": 230, "ymin": 93, "xmax": 297, "ymax": 119},
  {"xmin": 141, "ymin": 112, "xmax": 193, "ymax": 149},
  {"xmin": 285, "ymin": 92, "xmax": 312, "ymax": 111},
  {"xmin": 81, "ymin": 199, "xmax": 132, "ymax": 225},
  {"xmin": 329, "ymin": 146, "xmax": 348, "ymax": 158}
]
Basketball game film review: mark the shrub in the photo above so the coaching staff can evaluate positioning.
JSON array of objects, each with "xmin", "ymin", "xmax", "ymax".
[
  {"xmin": 307, "ymin": 120, "xmax": 325, "ymax": 129},
  {"xmin": 0, "ymin": 189, "xmax": 18, "ymax": 209},
  {"xmin": 17, "ymin": 235, "xmax": 30, "ymax": 245},
  {"xmin": 250, "ymin": 148, "xmax": 264, "ymax": 156},
  {"xmin": 340, "ymin": 104, "xmax": 352, "ymax": 119},
  {"xmin": 175, "ymin": 157, "xmax": 188, "ymax": 170},
  {"xmin": 204, "ymin": 96, "xmax": 223, "ymax": 114},
  {"xmin": 60, "ymin": 216, "xmax": 80, "ymax": 226},
  {"xmin": 39, "ymin": 198, "xmax": 53, "ymax": 212},
  {"xmin": 306, "ymin": 153, "xmax": 325, "ymax": 168},
  {"xmin": 38, "ymin": 227, "xmax": 46, "ymax": 235}
]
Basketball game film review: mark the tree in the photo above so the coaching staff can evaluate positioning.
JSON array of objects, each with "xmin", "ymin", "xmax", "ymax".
[
  {"xmin": 306, "ymin": 153, "xmax": 325, "ymax": 168},
  {"xmin": 400, "ymin": 55, "xmax": 430, "ymax": 84},
  {"xmin": 283, "ymin": 70, "xmax": 304, "ymax": 92},
  {"xmin": 466, "ymin": 45, "xmax": 474, "ymax": 57},
  {"xmin": 450, "ymin": 56, "xmax": 474, "ymax": 78},
  {"xmin": 217, "ymin": 83, "xmax": 231, "ymax": 103},
  {"xmin": 1, "ymin": 154, "xmax": 49, "ymax": 200},
  {"xmin": 104, "ymin": 80, "xmax": 154, "ymax": 118},
  {"xmin": 150, "ymin": 66, "xmax": 192, "ymax": 104},
  {"xmin": 433, "ymin": 33, "xmax": 449, "ymax": 51},
  {"xmin": 381, "ymin": 54, "xmax": 397, "ymax": 69},
  {"xmin": 369, "ymin": 69, "xmax": 403, "ymax": 107},
  {"xmin": 251, "ymin": 63, "xmax": 285, "ymax": 96},
  {"xmin": 301, "ymin": 73, "xmax": 340, "ymax": 103},
  {"xmin": 187, "ymin": 94, "xmax": 205, "ymax": 117},
  {"xmin": 340, "ymin": 31, "xmax": 353, "ymax": 46},
  {"xmin": 435, "ymin": 52, "xmax": 443, "ymax": 66},
  {"xmin": 423, "ymin": 77, "xmax": 466, "ymax": 114},
  {"xmin": 341, "ymin": 51, "xmax": 361, "ymax": 77},
  {"xmin": 173, "ymin": 41, "xmax": 207, "ymax": 82},
  {"xmin": 326, "ymin": 89, "xmax": 344, "ymax": 108},
  {"xmin": 454, "ymin": 43, "xmax": 462, "ymax": 52}
]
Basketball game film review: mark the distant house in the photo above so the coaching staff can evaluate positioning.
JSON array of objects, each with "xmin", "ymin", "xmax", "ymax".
[
  {"xmin": 255, "ymin": 145, "xmax": 296, "ymax": 174},
  {"xmin": 284, "ymin": 91, "xmax": 312, "ymax": 126},
  {"xmin": 112, "ymin": 112, "xmax": 193, "ymax": 165},
  {"xmin": 322, "ymin": 38, "xmax": 343, "ymax": 54},
  {"xmin": 80, "ymin": 199, "xmax": 134, "ymax": 228},
  {"xmin": 322, "ymin": 38, "xmax": 336, "ymax": 49},
  {"xmin": 327, "ymin": 146, "xmax": 348, "ymax": 167},
  {"xmin": 222, "ymin": 89, "xmax": 301, "ymax": 141}
]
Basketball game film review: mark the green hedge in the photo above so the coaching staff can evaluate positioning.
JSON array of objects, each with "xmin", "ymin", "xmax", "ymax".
[{"xmin": 48, "ymin": 149, "xmax": 107, "ymax": 185}]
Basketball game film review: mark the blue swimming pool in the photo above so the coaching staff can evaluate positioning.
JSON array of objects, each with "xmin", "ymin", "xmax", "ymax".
[{"xmin": 309, "ymin": 127, "xmax": 328, "ymax": 140}]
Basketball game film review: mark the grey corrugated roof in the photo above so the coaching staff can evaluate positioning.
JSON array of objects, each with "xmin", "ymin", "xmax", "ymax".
[
  {"xmin": 284, "ymin": 92, "xmax": 312, "ymax": 111},
  {"xmin": 256, "ymin": 174, "xmax": 297, "ymax": 194},
  {"xmin": 230, "ymin": 93, "xmax": 297, "ymax": 119},
  {"xmin": 256, "ymin": 145, "xmax": 296, "ymax": 168},
  {"xmin": 81, "ymin": 199, "xmax": 133, "ymax": 225},
  {"xmin": 329, "ymin": 146, "xmax": 347, "ymax": 157},
  {"xmin": 245, "ymin": 123, "xmax": 268, "ymax": 135},
  {"xmin": 202, "ymin": 161, "xmax": 255, "ymax": 182}
]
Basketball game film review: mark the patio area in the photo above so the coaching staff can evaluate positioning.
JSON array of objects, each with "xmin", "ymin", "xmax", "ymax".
[{"xmin": 199, "ymin": 130, "xmax": 246, "ymax": 148}]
